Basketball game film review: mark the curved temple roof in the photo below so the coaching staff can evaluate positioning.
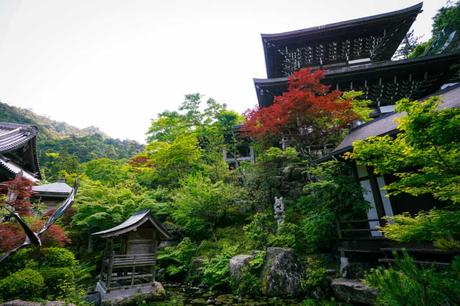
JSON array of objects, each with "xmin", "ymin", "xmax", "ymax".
[
  {"xmin": 92, "ymin": 209, "xmax": 172, "ymax": 240},
  {"xmin": 262, "ymin": 3, "xmax": 423, "ymax": 78},
  {"xmin": 0, "ymin": 122, "xmax": 38, "ymax": 154},
  {"xmin": 332, "ymin": 83, "xmax": 460, "ymax": 156},
  {"xmin": 0, "ymin": 122, "xmax": 41, "ymax": 180}
]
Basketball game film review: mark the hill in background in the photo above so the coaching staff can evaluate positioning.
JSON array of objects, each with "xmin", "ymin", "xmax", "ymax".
[{"xmin": 0, "ymin": 101, "xmax": 143, "ymax": 177}]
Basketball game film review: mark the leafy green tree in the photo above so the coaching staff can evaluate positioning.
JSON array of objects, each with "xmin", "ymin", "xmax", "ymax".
[
  {"xmin": 346, "ymin": 97, "xmax": 460, "ymax": 204},
  {"xmin": 296, "ymin": 160, "xmax": 369, "ymax": 252},
  {"xmin": 82, "ymin": 158, "xmax": 133, "ymax": 187},
  {"xmin": 366, "ymin": 253, "xmax": 460, "ymax": 306},
  {"xmin": 172, "ymin": 175, "xmax": 246, "ymax": 240}
]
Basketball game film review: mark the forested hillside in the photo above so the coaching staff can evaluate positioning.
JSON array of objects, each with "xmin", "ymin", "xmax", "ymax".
[{"xmin": 0, "ymin": 101, "xmax": 143, "ymax": 178}]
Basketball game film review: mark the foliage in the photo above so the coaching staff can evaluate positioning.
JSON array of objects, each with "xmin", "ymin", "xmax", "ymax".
[
  {"xmin": 172, "ymin": 175, "xmax": 246, "ymax": 239},
  {"xmin": 243, "ymin": 212, "xmax": 273, "ymax": 249},
  {"xmin": 296, "ymin": 160, "xmax": 369, "ymax": 252},
  {"xmin": 39, "ymin": 247, "xmax": 77, "ymax": 268},
  {"xmin": 82, "ymin": 158, "xmax": 133, "ymax": 187},
  {"xmin": 241, "ymin": 147, "xmax": 303, "ymax": 210},
  {"xmin": 301, "ymin": 257, "xmax": 329, "ymax": 295},
  {"xmin": 0, "ymin": 268, "xmax": 45, "ymax": 301},
  {"xmin": 395, "ymin": 30, "xmax": 421, "ymax": 59},
  {"xmin": 432, "ymin": 1, "xmax": 460, "ymax": 41},
  {"xmin": 365, "ymin": 253, "xmax": 460, "ymax": 306},
  {"xmin": 243, "ymin": 68, "xmax": 370, "ymax": 156},
  {"xmin": 380, "ymin": 210, "xmax": 460, "ymax": 250},
  {"xmin": 130, "ymin": 134, "xmax": 204, "ymax": 188},
  {"xmin": 0, "ymin": 174, "xmax": 35, "ymax": 216},
  {"xmin": 0, "ymin": 222, "xmax": 23, "ymax": 252},
  {"xmin": 200, "ymin": 244, "xmax": 238, "ymax": 290},
  {"xmin": 157, "ymin": 238, "xmax": 197, "ymax": 279},
  {"xmin": 346, "ymin": 97, "xmax": 460, "ymax": 204},
  {"xmin": 40, "ymin": 267, "xmax": 75, "ymax": 299},
  {"xmin": 268, "ymin": 222, "xmax": 299, "ymax": 249}
]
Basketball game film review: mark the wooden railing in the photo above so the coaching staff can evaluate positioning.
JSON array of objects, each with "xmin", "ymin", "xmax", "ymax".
[
  {"xmin": 336, "ymin": 218, "xmax": 384, "ymax": 239},
  {"xmin": 111, "ymin": 253, "xmax": 156, "ymax": 267},
  {"xmin": 100, "ymin": 253, "xmax": 156, "ymax": 291}
]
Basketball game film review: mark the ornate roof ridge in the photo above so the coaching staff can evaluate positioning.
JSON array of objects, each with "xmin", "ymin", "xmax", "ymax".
[{"xmin": 261, "ymin": 2, "xmax": 423, "ymax": 41}]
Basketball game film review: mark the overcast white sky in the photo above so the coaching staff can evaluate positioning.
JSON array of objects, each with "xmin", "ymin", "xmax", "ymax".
[{"xmin": 0, "ymin": 0, "xmax": 449, "ymax": 142}]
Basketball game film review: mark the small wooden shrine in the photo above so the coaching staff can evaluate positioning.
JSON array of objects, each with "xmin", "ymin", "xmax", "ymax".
[{"xmin": 92, "ymin": 210, "xmax": 171, "ymax": 293}]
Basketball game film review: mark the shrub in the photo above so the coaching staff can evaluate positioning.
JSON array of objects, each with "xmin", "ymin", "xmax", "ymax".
[
  {"xmin": 40, "ymin": 267, "xmax": 75, "ymax": 299},
  {"xmin": 40, "ymin": 247, "xmax": 77, "ymax": 268},
  {"xmin": 173, "ymin": 175, "xmax": 246, "ymax": 239},
  {"xmin": 365, "ymin": 253, "xmax": 460, "ymax": 306},
  {"xmin": 244, "ymin": 212, "xmax": 273, "ymax": 249},
  {"xmin": 0, "ymin": 268, "xmax": 44, "ymax": 301},
  {"xmin": 301, "ymin": 257, "xmax": 330, "ymax": 297},
  {"xmin": 300, "ymin": 210, "xmax": 335, "ymax": 252},
  {"xmin": 201, "ymin": 244, "xmax": 238, "ymax": 290},
  {"xmin": 380, "ymin": 210, "xmax": 460, "ymax": 250},
  {"xmin": 268, "ymin": 222, "xmax": 299, "ymax": 249},
  {"xmin": 157, "ymin": 238, "xmax": 197, "ymax": 279}
]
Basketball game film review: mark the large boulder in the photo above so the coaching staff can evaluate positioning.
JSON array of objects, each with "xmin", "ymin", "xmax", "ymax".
[
  {"xmin": 229, "ymin": 254, "xmax": 255, "ymax": 280},
  {"xmin": 260, "ymin": 247, "xmax": 304, "ymax": 297},
  {"xmin": 331, "ymin": 278, "xmax": 377, "ymax": 305}
]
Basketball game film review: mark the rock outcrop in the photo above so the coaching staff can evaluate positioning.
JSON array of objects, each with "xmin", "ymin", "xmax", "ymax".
[
  {"xmin": 260, "ymin": 247, "xmax": 304, "ymax": 297},
  {"xmin": 331, "ymin": 278, "xmax": 377, "ymax": 305},
  {"xmin": 229, "ymin": 254, "xmax": 255, "ymax": 280}
]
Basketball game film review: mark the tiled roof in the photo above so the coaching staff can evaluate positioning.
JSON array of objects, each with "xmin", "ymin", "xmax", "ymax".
[
  {"xmin": 33, "ymin": 181, "xmax": 72, "ymax": 196},
  {"xmin": 333, "ymin": 83, "xmax": 460, "ymax": 155},
  {"xmin": 0, "ymin": 122, "xmax": 41, "ymax": 180},
  {"xmin": 0, "ymin": 122, "xmax": 38, "ymax": 154},
  {"xmin": 92, "ymin": 209, "xmax": 172, "ymax": 240},
  {"xmin": 0, "ymin": 156, "xmax": 39, "ymax": 182}
]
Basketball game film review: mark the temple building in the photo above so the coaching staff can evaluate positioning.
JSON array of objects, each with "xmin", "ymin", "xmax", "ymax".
[
  {"xmin": 0, "ymin": 122, "xmax": 41, "ymax": 182},
  {"xmin": 92, "ymin": 210, "xmax": 171, "ymax": 298},
  {"xmin": 252, "ymin": 2, "xmax": 460, "ymax": 265},
  {"xmin": 254, "ymin": 3, "xmax": 460, "ymax": 116}
]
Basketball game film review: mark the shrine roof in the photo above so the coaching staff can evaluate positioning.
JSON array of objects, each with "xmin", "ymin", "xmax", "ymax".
[
  {"xmin": 33, "ymin": 181, "xmax": 72, "ymax": 197},
  {"xmin": 262, "ymin": 3, "xmax": 423, "ymax": 78},
  {"xmin": 332, "ymin": 82, "xmax": 460, "ymax": 156},
  {"xmin": 92, "ymin": 209, "xmax": 172, "ymax": 240}
]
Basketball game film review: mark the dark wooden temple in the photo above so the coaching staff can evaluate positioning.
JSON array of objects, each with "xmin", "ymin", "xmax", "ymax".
[
  {"xmin": 253, "ymin": 2, "xmax": 460, "ymax": 266},
  {"xmin": 254, "ymin": 3, "xmax": 460, "ymax": 116},
  {"xmin": 93, "ymin": 210, "xmax": 171, "ymax": 293},
  {"xmin": 0, "ymin": 122, "xmax": 41, "ymax": 183}
]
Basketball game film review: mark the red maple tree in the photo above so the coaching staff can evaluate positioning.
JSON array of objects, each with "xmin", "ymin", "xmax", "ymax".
[
  {"xmin": 0, "ymin": 175, "xmax": 70, "ymax": 252},
  {"xmin": 0, "ymin": 174, "xmax": 35, "ymax": 216},
  {"xmin": 244, "ymin": 68, "xmax": 367, "ymax": 156}
]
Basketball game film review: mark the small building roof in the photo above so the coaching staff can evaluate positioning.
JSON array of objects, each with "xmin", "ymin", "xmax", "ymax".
[
  {"xmin": 33, "ymin": 181, "xmax": 72, "ymax": 197},
  {"xmin": 92, "ymin": 209, "xmax": 172, "ymax": 240},
  {"xmin": 332, "ymin": 83, "xmax": 460, "ymax": 155}
]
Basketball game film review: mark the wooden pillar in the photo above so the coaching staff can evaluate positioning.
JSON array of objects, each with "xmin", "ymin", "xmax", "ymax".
[
  {"xmin": 367, "ymin": 166, "xmax": 386, "ymax": 227},
  {"xmin": 131, "ymin": 255, "xmax": 136, "ymax": 286},
  {"xmin": 106, "ymin": 238, "xmax": 114, "ymax": 292},
  {"xmin": 152, "ymin": 231, "xmax": 157, "ymax": 283}
]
